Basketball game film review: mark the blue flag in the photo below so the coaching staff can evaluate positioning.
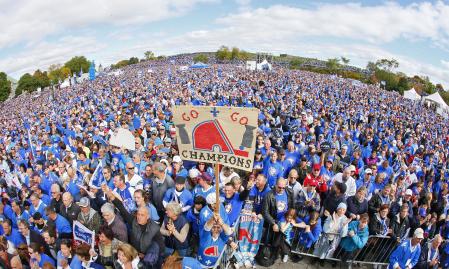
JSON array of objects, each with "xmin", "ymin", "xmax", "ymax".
[
  {"xmin": 75, "ymin": 169, "xmax": 85, "ymax": 185},
  {"xmin": 89, "ymin": 161, "xmax": 104, "ymax": 188},
  {"xmin": 237, "ymin": 212, "xmax": 264, "ymax": 258}
]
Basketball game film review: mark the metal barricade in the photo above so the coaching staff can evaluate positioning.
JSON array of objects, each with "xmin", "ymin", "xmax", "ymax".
[{"xmin": 351, "ymin": 235, "xmax": 397, "ymax": 266}]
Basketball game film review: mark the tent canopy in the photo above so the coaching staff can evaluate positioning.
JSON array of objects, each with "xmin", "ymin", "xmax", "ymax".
[
  {"xmin": 189, "ymin": 62, "xmax": 209, "ymax": 69},
  {"xmin": 403, "ymin": 88, "xmax": 421, "ymax": 101},
  {"xmin": 423, "ymin": 92, "xmax": 448, "ymax": 108}
]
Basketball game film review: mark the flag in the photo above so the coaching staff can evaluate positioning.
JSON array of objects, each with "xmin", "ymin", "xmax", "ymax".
[
  {"xmin": 237, "ymin": 212, "xmax": 264, "ymax": 258},
  {"xmin": 73, "ymin": 221, "xmax": 95, "ymax": 248},
  {"xmin": 75, "ymin": 169, "xmax": 85, "ymax": 185},
  {"xmin": 89, "ymin": 161, "xmax": 104, "ymax": 188}
]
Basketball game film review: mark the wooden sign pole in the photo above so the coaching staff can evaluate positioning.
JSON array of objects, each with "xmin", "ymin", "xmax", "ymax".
[{"xmin": 214, "ymin": 162, "xmax": 220, "ymax": 215}]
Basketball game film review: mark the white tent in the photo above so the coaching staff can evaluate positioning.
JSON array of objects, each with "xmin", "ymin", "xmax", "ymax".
[
  {"xmin": 423, "ymin": 92, "xmax": 449, "ymax": 116},
  {"xmin": 403, "ymin": 88, "xmax": 420, "ymax": 101},
  {"xmin": 256, "ymin": 59, "xmax": 272, "ymax": 71}
]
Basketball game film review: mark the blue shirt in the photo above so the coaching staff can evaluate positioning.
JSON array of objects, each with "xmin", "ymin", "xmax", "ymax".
[
  {"xmin": 193, "ymin": 185, "xmax": 215, "ymax": 199},
  {"xmin": 54, "ymin": 214, "xmax": 72, "ymax": 234},
  {"xmin": 198, "ymin": 230, "xmax": 227, "ymax": 267},
  {"xmin": 163, "ymin": 188, "xmax": 193, "ymax": 212},
  {"xmin": 275, "ymin": 191, "xmax": 288, "ymax": 220},
  {"xmin": 262, "ymin": 160, "xmax": 283, "ymax": 188},
  {"xmin": 38, "ymin": 253, "xmax": 56, "ymax": 267},
  {"xmin": 221, "ymin": 193, "xmax": 243, "ymax": 226},
  {"xmin": 29, "ymin": 201, "xmax": 47, "ymax": 220},
  {"xmin": 182, "ymin": 257, "xmax": 202, "ymax": 269},
  {"xmin": 4, "ymin": 228, "xmax": 25, "ymax": 247},
  {"xmin": 248, "ymin": 185, "xmax": 270, "ymax": 214}
]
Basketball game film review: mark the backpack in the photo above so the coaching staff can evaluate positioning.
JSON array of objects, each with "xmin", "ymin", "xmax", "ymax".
[{"xmin": 255, "ymin": 245, "xmax": 275, "ymax": 267}]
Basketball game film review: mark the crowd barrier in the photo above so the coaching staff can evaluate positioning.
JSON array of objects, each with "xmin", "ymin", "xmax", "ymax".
[
  {"xmin": 208, "ymin": 217, "xmax": 399, "ymax": 268},
  {"xmin": 253, "ymin": 226, "xmax": 397, "ymax": 267}
]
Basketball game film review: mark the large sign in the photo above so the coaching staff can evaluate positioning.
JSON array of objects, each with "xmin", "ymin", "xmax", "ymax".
[
  {"xmin": 73, "ymin": 221, "xmax": 95, "ymax": 248},
  {"xmin": 173, "ymin": 106, "xmax": 259, "ymax": 171}
]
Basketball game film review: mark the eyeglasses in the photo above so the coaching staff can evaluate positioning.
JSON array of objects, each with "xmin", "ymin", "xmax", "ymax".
[
  {"xmin": 277, "ymin": 186, "xmax": 286, "ymax": 190},
  {"xmin": 127, "ymin": 167, "xmax": 135, "ymax": 170}
]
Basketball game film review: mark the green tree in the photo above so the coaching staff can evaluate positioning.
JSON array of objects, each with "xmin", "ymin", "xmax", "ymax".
[
  {"xmin": 375, "ymin": 58, "xmax": 399, "ymax": 71},
  {"xmin": 64, "ymin": 56, "xmax": 90, "ymax": 75},
  {"xmin": 397, "ymin": 76, "xmax": 409, "ymax": 95},
  {"xmin": 0, "ymin": 72, "xmax": 11, "ymax": 101},
  {"xmin": 238, "ymin": 50, "xmax": 251, "ymax": 61},
  {"xmin": 290, "ymin": 58, "xmax": 305, "ymax": 69},
  {"xmin": 48, "ymin": 64, "xmax": 63, "ymax": 84},
  {"xmin": 112, "ymin": 60, "xmax": 129, "ymax": 69},
  {"xmin": 33, "ymin": 69, "xmax": 50, "ymax": 89},
  {"xmin": 17, "ymin": 73, "xmax": 39, "ymax": 93},
  {"xmin": 216, "ymin": 46, "xmax": 231, "ymax": 61},
  {"xmin": 231, "ymin": 47, "xmax": 240, "ymax": 60},
  {"xmin": 326, "ymin": 58, "xmax": 341, "ymax": 72},
  {"xmin": 340, "ymin": 56, "xmax": 350, "ymax": 65},
  {"xmin": 128, "ymin": 57, "xmax": 139, "ymax": 65},
  {"xmin": 193, "ymin": 54, "xmax": 209, "ymax": 63},
  {"xmin": 144, "ymin": 51, "xmax": 156, "ymax": 60},
  {"xmin": 375, "ymin": 69, "xmax": 399, "ymax": 91}
]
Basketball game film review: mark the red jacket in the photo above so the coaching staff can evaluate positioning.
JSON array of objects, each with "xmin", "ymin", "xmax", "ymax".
[{"xmin": 303, "ymin": 173, "xmax": 328, "ymax": 193}]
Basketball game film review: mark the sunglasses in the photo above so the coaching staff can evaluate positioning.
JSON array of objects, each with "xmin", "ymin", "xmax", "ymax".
[
  {"xmin": 277, "ymin": 186, "xmax": 286, "ymax": 190},
  {"xmin": 127, "ymin": 167, "xmax": 135, "ymax": 170}
]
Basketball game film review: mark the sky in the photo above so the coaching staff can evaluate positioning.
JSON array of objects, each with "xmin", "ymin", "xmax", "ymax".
[{"xmin": 1, "ymin": 0, "xmax": 449, "ymax": 88}]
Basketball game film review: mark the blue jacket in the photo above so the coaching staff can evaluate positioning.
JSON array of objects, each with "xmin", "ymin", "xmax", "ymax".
[
  {"xmin": 340, "ymin": 220, "xmax": 369, "ymax": 252},
  {"xmin": 298, "ymin": 217, "xmax": 322, "ymax": 248},
  {"xmin": 54, "ymin": 214, "xmax": 72, "ymax": 234},
  {"xmin": 389, "ymin": 239, "xmax": 421, "ymax": 269}
]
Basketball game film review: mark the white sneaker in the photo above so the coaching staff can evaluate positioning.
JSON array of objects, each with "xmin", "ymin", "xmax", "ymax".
[
  {"xmin": 282, "ymin": 255, "xmax": 288, "ymax": 263},
  {"xmin": 244, "ymin": 260, "xmax": 252, "ymax": 268},
  {"xmin": 235, "ymin": 262, "xmax": 242, "ymax": 269}
]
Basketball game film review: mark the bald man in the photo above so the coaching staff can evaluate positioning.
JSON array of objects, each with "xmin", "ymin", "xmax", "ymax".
[
  {"xmin": 49, "ymin": 183, "xmax": 62, "ymax": 214},
  {"xmin": 60, "ymin": 192, "xmax": 80, "ymax": 225}
]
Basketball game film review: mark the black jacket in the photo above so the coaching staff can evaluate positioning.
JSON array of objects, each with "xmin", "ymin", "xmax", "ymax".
[
  {"xmin": 368, "ymin": 192, "xmax": 389, "ymax": 216},
  {"xmin": 322, "ymin": 192, "xmax": 345, "ymax": 215},
  {"xmin": 262, "ymin": 188, "xmax": 293, "ymax": 226},
  {"xmin": 368, "ymin": 213, "xmax": 390, "ymax": 236},
  {"xmin": 112, "ymin": 198, "xmax": 165, "ymax": 255},
  {"xmin": 346, "ymin": 195, "xmax": 368, "ymax": 217},
  {"xmin": 391, "ymin": 213, "xmax": 410, "ymax": 241}
]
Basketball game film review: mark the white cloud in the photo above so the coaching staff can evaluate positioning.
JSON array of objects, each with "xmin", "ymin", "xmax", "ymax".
[
  {"xmin": 2, "ymin": 36, "xmax": 105, "ymax": 77},
  {"xmin": 3, "ymin": 0, "xmax": 449, "ymax": 89},
  {"xmin": 441, "ymin": 60, "xmax": 449, "ymax": 69},
  {"xmin": 0, "ymin": 0, "xmax": 215, "ymax": 49}
]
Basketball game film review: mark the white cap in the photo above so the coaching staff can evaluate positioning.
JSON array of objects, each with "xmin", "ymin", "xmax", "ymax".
[
  {"xmin": 189, "ymin": 168, "xmax": 200, "ymax": 179},
  {"xmin": 348, "ymin": 165, "xmax": 356, "ymax": 172},
  {"xmin": 364, "ymin": 168, "xmax": 372, "ymax": 174},
  {"xmin": 413, "ymin": 228, "xmax": 424, "ymax": 239},
  {"xmin": 206, "ymin": 193, "xmax": 217, "ymax": 205},
  {"xmin": 337, "ymin": 203, "xmax": 347, "ymax": 210},
  {"xmin": 405, "ymin": 189, "xmax": 413, "ymax": 196},
  {"xmin": 172, "ymin": 155, "xmax": 182, "ymax": 163}
]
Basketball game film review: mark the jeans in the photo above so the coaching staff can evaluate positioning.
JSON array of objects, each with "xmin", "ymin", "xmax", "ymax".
[{"xmin": 165, "ymin": 247, "xmax": 189, "ymax": 257}]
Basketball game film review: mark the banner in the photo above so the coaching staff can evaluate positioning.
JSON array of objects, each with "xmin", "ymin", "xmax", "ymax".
[
  {"xmin": 172, "ymin": 106, "xmax": 259, "ymax": 171},
  {"xmin": 89, "ymin": 161, "xmax": 104, "ymax": 188},
  {"xmin": 237, "ymin": 212, "xmax": 264, "ymax": 258},
  {"xmin": 73, "ymin": 221, "xmax": 95, "ymax": 247}
]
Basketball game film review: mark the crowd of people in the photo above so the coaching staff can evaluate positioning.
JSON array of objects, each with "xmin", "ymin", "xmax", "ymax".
[{"xmin": 0, "ymin": 55, "xmax": 447, "ymax": 269}]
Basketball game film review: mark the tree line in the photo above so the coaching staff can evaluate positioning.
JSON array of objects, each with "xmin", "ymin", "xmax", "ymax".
[{"xmin": 14, "ymin": 56, "xmax": 91, "ymax": 96}]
